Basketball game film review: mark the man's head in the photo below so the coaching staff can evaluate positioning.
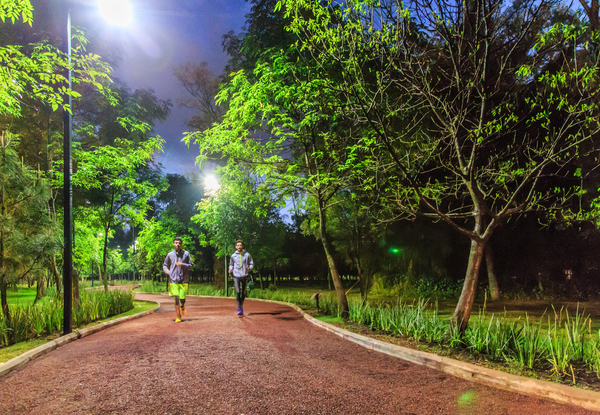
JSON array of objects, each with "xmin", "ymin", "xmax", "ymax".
[
  {"xmin": 235, "ymin": 240, "xmax": 244, "ymax": 253},
  {"xmin": 173, "ymin": 237, "xmax": 183, "ymax": 252}
]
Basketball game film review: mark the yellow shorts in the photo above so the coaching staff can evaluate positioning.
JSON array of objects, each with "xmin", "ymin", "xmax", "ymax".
[{"xmin": 169, "ymin": 283, "xmax": 188, "ymax": 299}]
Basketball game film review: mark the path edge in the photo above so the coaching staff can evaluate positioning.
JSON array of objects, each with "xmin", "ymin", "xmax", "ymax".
[
  {"xmin": 245, "ymin": 297, "xmax": 600, "ymax": 412},
  {"xmin": 0, "ymin": 301, "xmax": 160, "ymax": 379}
]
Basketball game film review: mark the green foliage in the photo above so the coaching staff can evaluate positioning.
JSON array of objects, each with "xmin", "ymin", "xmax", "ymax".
[
  {"xmin": 0, "ymin": 288, "xmax": 134, "ymax": 346},
  {"xmin": 193, "ymin": 171, "xmax": 287, "ymax": 270},
  {"xmin": 276, "ymin": 0, "xmax": 600, "ymax": 329},
  {"xmin": 509, "ymin": 317, "xmax": 546, "ymax": 369},
  {"xmin": 136, "ymin": 220, "xmax": 192, "ymax": 280},
  {"xmin": 70, "ymin": 136, "xmax": 166, "ymax": 287},
  {"xmin": 188, "ymin": 38, "xmax": 354, "ymax": 315},
  {"xmin": 0, "ymin": 17, "xmax": 114, "ymax": 118},
  {"xmin": 0, "ymin": 132, "xmax": 58, "ymax": 317},
  {"xmin": 0, "ymin": 0, "xmax": 33, "ymax": 24}
]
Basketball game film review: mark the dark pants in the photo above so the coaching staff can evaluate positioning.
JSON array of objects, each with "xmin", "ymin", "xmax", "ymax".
[{"xmin": 234, "ymin": 277, "xmax": 247, "ymax": 309}]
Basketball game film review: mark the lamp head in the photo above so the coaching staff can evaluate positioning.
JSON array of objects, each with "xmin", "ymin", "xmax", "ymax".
[
  {"xmin": 98, "ymin": 0, "xmax": 132, "ymax": 26},
  {"xmin": 204, "ymin": 174, "xmax": 220, "ymax": 193}
]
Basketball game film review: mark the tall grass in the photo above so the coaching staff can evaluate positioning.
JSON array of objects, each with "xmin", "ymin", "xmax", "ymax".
[
  {"xmin": 509, "ymin": 316, "xmax": 545, "ymax": 369},
  {"xmin": 0, "ymin": 289, "xmax": 135, "ymax": 347},
  {"xmin": 315, "ymin": 294, "xmax": 600, "ymax": 382}
]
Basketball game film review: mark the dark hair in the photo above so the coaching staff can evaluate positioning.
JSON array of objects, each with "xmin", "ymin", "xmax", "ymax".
[
  {"xmin": 235, "ymin": 240, "xmax": 243, "ymax": 245},
  {"xmin": 174, "ymin": 237, "xmax": 183, "ymax": 243}
]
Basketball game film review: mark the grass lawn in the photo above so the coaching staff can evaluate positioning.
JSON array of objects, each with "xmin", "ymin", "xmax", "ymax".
[
  {"xmin": 0, "ymin": 301, "xmax": 157, "ymax": 364},
  {"xmin": 6, "ymin": 286, "xmax": 37, "ymax": 307},
  {"xmin": 317, "ymin": 316, "xmax": 344, "ymax": 324}
]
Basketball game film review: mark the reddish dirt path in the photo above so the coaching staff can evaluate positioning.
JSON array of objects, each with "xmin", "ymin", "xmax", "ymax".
[{"xmin": 0, "ymin": 294, "xmax": 594, "ymax": 414}]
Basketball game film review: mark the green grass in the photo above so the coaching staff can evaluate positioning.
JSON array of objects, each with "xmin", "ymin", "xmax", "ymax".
[
  {"xmin": 6, "ymin": 287, "xmax": 37, "ymax": 307},
  {"xmin": 318, "ymin": 316, "xmax": 344, "ymax": 324},
  {"xmin": 0, "ymin": 301, "xmax": 156, "ymax": 364},
  {"xmin": 0, "ymin": 337, "xmax": 54, "ymax": 364}
]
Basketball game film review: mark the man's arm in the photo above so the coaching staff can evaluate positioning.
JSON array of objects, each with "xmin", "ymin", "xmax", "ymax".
[
  {"xmin": 163, "ymin": 254, "xmax": 171, "ymax": 275},
  {"xmin": 179, "ymin": 251, "xmax": 193, "ymax": 269},
  {"xmin": 229, "ymin": 254, "xmax": 234, "ymax": 274},
  {"xmin": 247, "ymin": 254, "xmax": 254, "ymax": 272}
]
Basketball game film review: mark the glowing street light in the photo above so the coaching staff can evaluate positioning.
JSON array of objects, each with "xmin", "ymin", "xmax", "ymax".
[
  {"xmin": 63, "ymin": 0, "xmax": 132, "ymax": 335},
  {"xmin": 204, "ymin": 174, "xmax": 220, "ymax": 195},
  {"xmin": 98, "ymin": 0, "xmax": 132, "ymax": 26}
]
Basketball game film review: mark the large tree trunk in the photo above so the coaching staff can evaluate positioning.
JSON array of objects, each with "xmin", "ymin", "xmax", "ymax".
[
  {"xmin": 34, "ymin": 273, "xmax": 45, "ymax": 304},
  {"xmin": 485, "ymin": 242, "xmax": 500, "ymax": 301},
  {"xmin": 452, "ymin": 238, "xmax": 486, "ymax": 333},
  {"xmin": 317, "ymin": 199, "xmax": 349, "ymax": 318},
  {"xmin": 580, "ymin": 0, "xmax": 599, "ymax": 31},
  {"xmin": 0, "ymin": 281, "xmax": 9, "ymax": 322}
]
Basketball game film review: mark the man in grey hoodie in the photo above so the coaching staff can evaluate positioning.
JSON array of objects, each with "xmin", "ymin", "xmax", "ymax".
[
  {"xmin": 228, "ymin": 240, "xmax": 254, "ymax": 315},
  {"xmin": 163, "ymin": 237, "xmax": 193, "ymax": 322}
]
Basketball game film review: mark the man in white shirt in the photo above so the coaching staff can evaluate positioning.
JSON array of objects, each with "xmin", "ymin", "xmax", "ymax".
[{"xmin": 228, "ymin": 240, "xmax": 254, "ymax": 316}]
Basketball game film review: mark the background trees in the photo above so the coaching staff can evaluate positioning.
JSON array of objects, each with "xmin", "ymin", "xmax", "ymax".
[{"xmin": 278, "ymin": 0, "xmax": 600, "ymax": 330}]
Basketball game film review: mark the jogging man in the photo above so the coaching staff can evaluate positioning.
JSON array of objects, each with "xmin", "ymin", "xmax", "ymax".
[
  {"xmin": 163, "ymin": 237, "xmax": 193, "ymax": 322},
  {"xmin": 228, "ymin": 240, "xmax": 254, "ymax": 316}
]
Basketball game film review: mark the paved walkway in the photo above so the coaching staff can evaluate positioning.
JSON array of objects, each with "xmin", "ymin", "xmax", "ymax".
[{"xmin": 0, "ymin": 294, "xmax": 594, "ymax": 414}]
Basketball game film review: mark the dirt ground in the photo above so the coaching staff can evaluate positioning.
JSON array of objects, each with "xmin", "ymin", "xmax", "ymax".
[{"xmin": 0, "ymin": 294, "xmax": 595, "ymax": 414}]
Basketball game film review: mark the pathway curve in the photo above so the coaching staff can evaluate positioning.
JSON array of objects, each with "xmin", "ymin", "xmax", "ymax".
[{"xmin": 0, "ymin": 294, "xmax": 594, "ymax": 414}]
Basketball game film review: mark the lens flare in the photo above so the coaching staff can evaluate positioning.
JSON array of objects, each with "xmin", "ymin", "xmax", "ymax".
[{"xmin": 457, "ymin": 390, "xmax": 477, "ymax": 406}]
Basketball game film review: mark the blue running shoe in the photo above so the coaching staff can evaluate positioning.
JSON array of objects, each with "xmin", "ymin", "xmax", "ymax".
[{"xmin": 237, "ymin": 308, "xmax": 243, "ymax": 315}]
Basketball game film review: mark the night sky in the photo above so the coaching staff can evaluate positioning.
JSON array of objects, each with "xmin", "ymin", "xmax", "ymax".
[{"xmin": 89, "ymin": 0, "xmax": 252, "ymax": 176}]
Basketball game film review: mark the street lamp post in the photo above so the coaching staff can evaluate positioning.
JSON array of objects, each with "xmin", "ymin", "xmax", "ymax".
[
  {"xmin": 62, "ymin": 5, "xmax": 73, "ymax": 335},
  {"xmin": 62, "ymin": 0, "xmax": 132, "ymax": 335}
]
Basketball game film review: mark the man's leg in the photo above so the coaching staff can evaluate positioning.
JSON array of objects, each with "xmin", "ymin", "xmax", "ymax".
[
  {"xmin": 240, "ymin": 277, "xmax": 247, "ymax": 308},
  {"xmin": 180, "ymin": 298, "xmax": 187, "ymax": 316},
  {"xmin": 181, "ymin": 283, "xmax": 188, "ymax": 315},
  {"xmin": 234, "ymin": 278, "xmax": 243, "ymax": 314},
  {"xmin": 174, "ymin": 296, "xmax": 182, "ymax": 322}
]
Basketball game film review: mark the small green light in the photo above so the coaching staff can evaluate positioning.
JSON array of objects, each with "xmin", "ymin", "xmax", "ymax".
[
  {"xmin": 457, "ymin": 391, "xmax": 477, "ymax": 405},
  {"xmin": 390, "ymin": 248, "xmax": 400, "ymax": 254}
]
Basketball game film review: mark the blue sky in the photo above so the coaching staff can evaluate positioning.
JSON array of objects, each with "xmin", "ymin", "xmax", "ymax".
[{"xmin": 110, "ymin": 0, "xmax": 252, "ymax": 175}]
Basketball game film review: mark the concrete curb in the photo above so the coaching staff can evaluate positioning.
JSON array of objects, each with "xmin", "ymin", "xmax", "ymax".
[
  {"xmin": 244, "ymin": 297, "xmax": 600, "ymax": 412},
  {"xmin": 0, "ymin": 301, "xmax": 160, "ymax": 379}
]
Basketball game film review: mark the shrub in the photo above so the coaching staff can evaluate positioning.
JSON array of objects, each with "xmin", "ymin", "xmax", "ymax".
[{"xmin": 0, "ymin": 289, "xmax": 135, "ymax": 347}]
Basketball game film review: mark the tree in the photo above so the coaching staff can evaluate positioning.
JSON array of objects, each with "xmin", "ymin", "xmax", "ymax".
[
  {"xmin": 71, "ymin": 136, "xmax": 165, "ymax": 291},
  {"xmin": 221, "ymin": 0, "xmax": 295, "ymax": 75},
  {"xmin": 0, "ymin": 131, "xmax": 57, "ymax": 320},
  {"xmin": 186, "ymin": 48, "xmax": 355, "ymax": 317},
  {"xmin": 174, "ymin": 62, "xmax": 225, "ymax": 131},
  {"xmin": 0, "ymin": 7, "xmax": 114, "ymax": 119},
  {"xmin": 1, "ymin": 0, "xmax": 116, "ymax": 302},
  {"xmin": 304, "ymin": 191, "xmax": 385, "ymax": 303},
  {"xmin": 280, "ymin": 0, "xmax": 600, "ymax": 330},
  {"xmin": 192, "ymin": 171, "xmax": 287, "ymax": 289}
]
